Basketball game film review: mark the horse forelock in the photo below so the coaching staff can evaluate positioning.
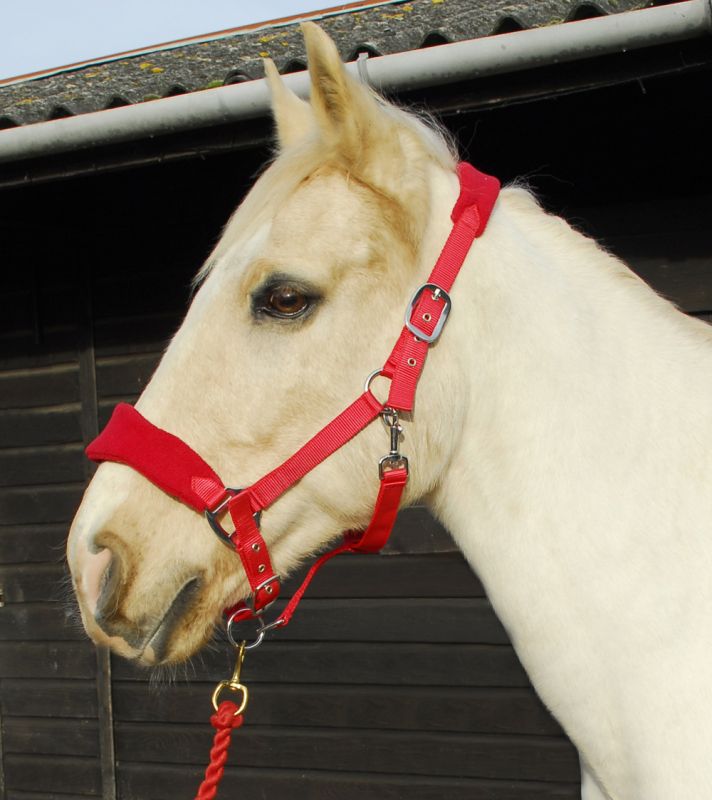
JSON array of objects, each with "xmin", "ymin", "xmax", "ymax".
[{"xmin": 194, "ymin": 96, "xmax": 458, "ymax": 291}]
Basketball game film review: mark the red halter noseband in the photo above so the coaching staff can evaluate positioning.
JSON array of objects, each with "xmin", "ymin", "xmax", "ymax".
[{"xmin": 86, "ymin": 162, "xmax": 500, "ymax": 633}]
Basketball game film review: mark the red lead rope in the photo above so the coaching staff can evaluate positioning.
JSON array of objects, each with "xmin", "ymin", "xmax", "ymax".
[{"xmin": 194, "ymin": 701, "xmax": 244, "ymax": 800}]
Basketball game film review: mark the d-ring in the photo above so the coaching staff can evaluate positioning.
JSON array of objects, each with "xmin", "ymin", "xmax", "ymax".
[{"xmin": 364, "ymin": 368, "xmax": 385, "ymax": 395}]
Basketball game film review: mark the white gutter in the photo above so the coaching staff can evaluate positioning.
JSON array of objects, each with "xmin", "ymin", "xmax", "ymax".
[{"xmin": 0, "ymin": 0, "xmax": 710, "ymax": 165}]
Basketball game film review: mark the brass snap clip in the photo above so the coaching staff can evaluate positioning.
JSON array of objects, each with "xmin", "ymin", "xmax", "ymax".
[{"xmin": 211, "ymin": 640, "xmax": 249, "ymax": 716}]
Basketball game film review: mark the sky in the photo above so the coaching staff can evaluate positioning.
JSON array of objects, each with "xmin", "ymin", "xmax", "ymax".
[{"xmin": 0, "ymin": 0, "xmax": 335, "ymax": 81}]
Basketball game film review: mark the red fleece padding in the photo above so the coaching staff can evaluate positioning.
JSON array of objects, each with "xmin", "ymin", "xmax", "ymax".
[
  {"xmin": 452, "ymin": 162, "xmax": 500, "ymax": 227},
  {"xmin": 86, "ymin": 403, "xmax": 226, "ymax": 512}
]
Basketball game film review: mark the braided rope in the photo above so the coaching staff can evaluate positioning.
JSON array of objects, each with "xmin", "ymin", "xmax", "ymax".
[{"xmin": 194, "ymin": 700, "xmax": 244, "ymax": 800}]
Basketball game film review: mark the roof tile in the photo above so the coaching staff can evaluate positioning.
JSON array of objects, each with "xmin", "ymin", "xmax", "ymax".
[{"xmin": 0, "ymin": 0, "xmax": 656, "ymax": 127}]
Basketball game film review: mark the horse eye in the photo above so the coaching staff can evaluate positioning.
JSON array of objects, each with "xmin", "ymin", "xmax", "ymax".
[{"xmin": 265, "ymin": 285, "xmax": 309, "ymax": 318}]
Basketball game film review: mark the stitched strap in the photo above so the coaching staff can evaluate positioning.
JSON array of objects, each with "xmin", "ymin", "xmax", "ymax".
[
  {"xmin": 227, "ymin": 492, "xmax": 280, "ymax": 611},
  {"xmin": 278, "ymin": 466, "xmax": 408, "ymax": 626},
  {"xmin": 246, "ymin": 391, "xmax": 384, "ymax": 511},
  {"xmin": 383, "ymin": 163, "xmax": 500, "ymax": 412}
]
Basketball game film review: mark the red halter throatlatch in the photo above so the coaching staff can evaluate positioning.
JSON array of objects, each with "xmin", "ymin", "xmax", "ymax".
[{"xmin": 86, "ymin": 162, "xmax": 500, "ymax": 625}]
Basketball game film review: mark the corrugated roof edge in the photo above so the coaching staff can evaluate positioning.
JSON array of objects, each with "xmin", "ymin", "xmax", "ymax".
[
  {"xmin": 0, "ymin": 0, "xmax": 709, "ymax": 167},
  {"xmin": 0, "ymin": 0, "xmax": 401, "ymax": 88},
  {"xmin": 0, "ymin": 0, "xmax": 701, "ymax": 130}
]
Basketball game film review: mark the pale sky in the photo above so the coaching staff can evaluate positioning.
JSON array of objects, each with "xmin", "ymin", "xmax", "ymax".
[{"xmin": 0, "ymin": 0, "xmax": 335, "ymax": 80}]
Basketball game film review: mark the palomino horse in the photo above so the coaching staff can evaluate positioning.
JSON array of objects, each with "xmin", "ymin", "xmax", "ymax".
[{"xmin": 67, "ymin": 23, "xmax": 712, "ymax": 800}]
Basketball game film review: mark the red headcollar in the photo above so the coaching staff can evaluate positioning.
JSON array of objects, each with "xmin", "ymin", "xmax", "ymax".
[{"xmin": 86, "ymin": 162, "xmax": 500, "ymax": 629}]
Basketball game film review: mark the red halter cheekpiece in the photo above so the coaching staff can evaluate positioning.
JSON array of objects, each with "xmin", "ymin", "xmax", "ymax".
[{"xmin": 86, "ymin": 162, "xmax": 500, "ymax": 632}]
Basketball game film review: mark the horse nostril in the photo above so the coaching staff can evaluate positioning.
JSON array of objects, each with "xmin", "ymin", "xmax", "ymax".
[
  {"xmin": 93, "ymin": 551, "xmax": 123, "ymax": 625},
  {"xmin": 78, "ymin": 545, "xmax": 114, "ymax": 618}
]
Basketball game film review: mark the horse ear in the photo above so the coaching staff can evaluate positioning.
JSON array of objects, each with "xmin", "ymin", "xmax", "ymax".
[
  {"xmin": 301, "ymin": 22, "xmax": 388, "ymax": 163},
  {"xmin": 264, "ymin": 58, "xmax": 315, "ymax": 149},
  {"xmin": 301, "ymin": 23, "xmax": 431, "ymax": 245}
]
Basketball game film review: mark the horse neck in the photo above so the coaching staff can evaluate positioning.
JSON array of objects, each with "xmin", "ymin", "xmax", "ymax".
[{"xmin": 429, "ymin": 183, "xmax": 712, "ymax": 594}]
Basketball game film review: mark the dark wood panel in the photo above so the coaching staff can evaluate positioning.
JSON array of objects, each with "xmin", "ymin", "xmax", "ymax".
[
  {"xmin": 118, "ymin": 763, "xmax": 579, "ymax": 800},
  {"xmin": 116, "ymin": 722, "xmax": 578, "ymax": 782},
  {"xmin": 98, "ymin": 398, "xmax": 137, "ymax": 429},
  {"xmin": 0, "ymin": 597, "xmax": 506, "ymax": 644},
  {"xmin": 4, "ymin": 718, "xmax": 98, "ymax": 758},
  {"xmin": 576, "ymin": 193, "xmax": 712, "ymax": 239},
  {"xmin": 0, "ymin": 563, "xmax": 67, "ymax": 603},
  {"xmin": 0, "ymin": 365, "xmax": 80, "ymax": 410},
  {"xmin": 622, "ymin": 249, "xmax": 712, "ymax": 313},
  {"xmin": 92, "ymin": 277, "xmax": 191, "ymax": 320},
  {"xmin": 0, "ymin": 524, "xmax": 69, "ymax": 564},
  {"xmin": 0, "ymin": 328, "xmax": 80, "ymax": 371},
  {"xmin": 113, "ymin": 682, "xmax": 562, "ymax": 736},
  {"xmin": 252, "ymin": 597, "xmax": 510, "ymax": 644},
  {"xmin": 0, "ymin": 484, "xmax": 84, "ymax": 525},
  {"xmin": 3, "ymin": 754, "xmax": 101, "ymax": 796},
  {"xmin": 0, "ymin": 603, "xmax": 85, "ymax": 642},
  {"xmin": 0, "ymin": 643, "xmax": 94, "ymax": 680},
  {"xmin": 281, "ymin": 552, "xmax": 483, "ymax": 598},
  {"xmin": 6, "ymin": 793, "xmax": 92, "ymax": 800},
  {"xmin": 1, "ymin": 679, "xmax": 97, "ymax": 719},
  {"xmin": 93, "ymin": 313, "xmax": 180, "ymax": 357},
  {"xmin": 113, "ymin": 642, "xmax": 530, "ymax": 687},
  {"xmin": 95, "ymin": 353, "xmax": 159, "ymax": 399},
  {"xmin": 0, "ymin": 288, "xmax": 81, "ymax": 339},
  {"xmin": 386, "ymin": 506, "xmax": 457, "ymax": 554},
  {"xmin": 0, "ymin": 405, "xmax": 82, "ymax": 448},
  {"xmin": 0, "ymin": 444, "xmax": 85, "ymax": 487}
]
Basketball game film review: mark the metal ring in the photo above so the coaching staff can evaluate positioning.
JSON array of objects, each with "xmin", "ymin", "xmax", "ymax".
[
  {"xmin": 364, "ymin": 368, "xmax": 385, "ymax": 394},
  {"xmin": 226, "ymin": 608, "xmax": 265, "ymax": 650}
]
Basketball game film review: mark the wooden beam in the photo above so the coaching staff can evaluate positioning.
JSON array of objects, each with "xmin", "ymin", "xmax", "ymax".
[{"xmin": 77, "ymin": 264, "xmax": 117, "ymax": 800}]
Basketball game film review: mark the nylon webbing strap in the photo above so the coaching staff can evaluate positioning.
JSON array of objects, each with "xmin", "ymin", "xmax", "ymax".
[
  {"xmin": 383, "ymin": 163, "xmax": 500, "ymax": 412},
  {"xmin": 278, "ymin": 466, "xmax": 408, "ymax": 626},
  {"xmin": 247, "ymin": 391, "xmax": 384, "ymax": 511}
]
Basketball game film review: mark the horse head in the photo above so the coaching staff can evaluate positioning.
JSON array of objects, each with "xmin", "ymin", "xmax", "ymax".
[{"xmin": 67, "ymin": 24, "xmax": 471, "ymax": 665}]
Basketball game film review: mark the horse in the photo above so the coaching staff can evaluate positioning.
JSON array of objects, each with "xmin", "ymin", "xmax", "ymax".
[{"xmin": 66, "ymin": 22, "xmax": 712, "ymax": 800}]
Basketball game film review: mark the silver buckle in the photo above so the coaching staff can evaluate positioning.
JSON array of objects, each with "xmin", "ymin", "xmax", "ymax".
[
  {"xmin": 404, "ymin": 283, "xmax": 452, "ymax": 344},
  {"xmin": 205, "ymin": 487, "xmax": 262, "ymax": 547}
]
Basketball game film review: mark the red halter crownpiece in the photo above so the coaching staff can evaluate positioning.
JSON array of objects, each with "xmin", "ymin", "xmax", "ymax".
[{"xmin": 86, "ymin": 162, "xmax": 500, "ymax": 625}]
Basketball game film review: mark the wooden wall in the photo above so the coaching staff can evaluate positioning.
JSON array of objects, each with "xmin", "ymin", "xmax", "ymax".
[{"xmin": 1, "ymin": 61, "xmax": 711, "ymax": 799}]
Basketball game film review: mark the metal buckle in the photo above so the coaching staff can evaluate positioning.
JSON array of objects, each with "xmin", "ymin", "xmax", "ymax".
[
  {"xmin": 404, "ymin": 283, "xmax": 452, "ymax": 344},
  {"xmin": 379, "ymin": 454, "xmax": 409, "ymax": 479},
  {"xmin": 254, "ymin": 574, "xmax": 281, "ymax": 602},
  {"xmin": 204, "ymin": 487, "xmax": 262, "ymax": 547}
]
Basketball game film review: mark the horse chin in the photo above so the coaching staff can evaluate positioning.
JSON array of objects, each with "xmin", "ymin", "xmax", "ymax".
[{"xmin": 81, "ymin": 577, "xmax": 216, "ymax": 667}]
